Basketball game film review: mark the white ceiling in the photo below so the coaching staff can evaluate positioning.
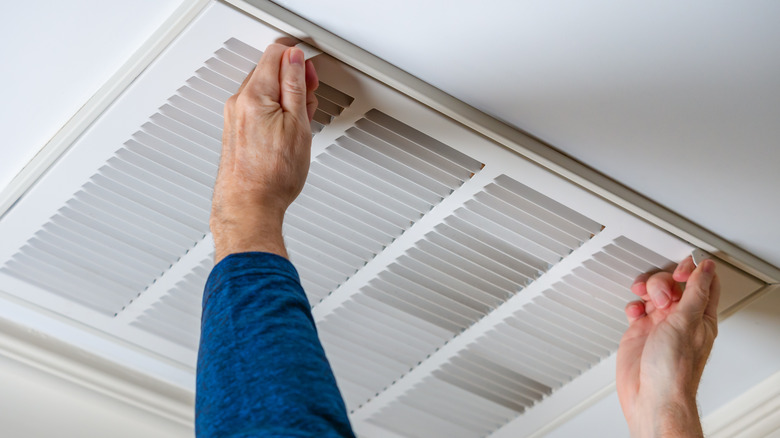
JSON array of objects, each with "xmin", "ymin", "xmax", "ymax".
[{"xmin": 272, "ymin": 0, "xmax": 780, "ymax": 269}]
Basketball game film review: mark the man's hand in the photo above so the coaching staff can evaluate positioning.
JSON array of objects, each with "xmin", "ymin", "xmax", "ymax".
[
  {"xmin": 617, "ymin": 256, "xmax": 720, "ymax": 437},
  {"xmin": 210, "ymin": 43, "xmax": 319, "ymax": 263}
]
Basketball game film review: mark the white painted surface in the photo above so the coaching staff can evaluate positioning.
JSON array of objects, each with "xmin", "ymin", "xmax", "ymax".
[
  {"xmin": 271, "ymin": 0, "xmax": 780, "ymax": 269},
  {"xmin": 0, "ymin": 353, "xmax": 192, "ymax": 438},
  {"xmin": 0, "ymin": 0, "xmax": 186, "ymax": 192}
]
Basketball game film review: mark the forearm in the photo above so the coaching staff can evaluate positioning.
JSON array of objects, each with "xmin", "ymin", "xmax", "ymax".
[
  {"xmin": 196, "ymin": 253, "xmax": 355, "ymax": 437},
  {"xmin": 210, "ymin": 204, "xmax": 288, "ymax": 263},
  {"xmin": 632, "ymin": 397, "xmax": 703, "ymax": 438}
]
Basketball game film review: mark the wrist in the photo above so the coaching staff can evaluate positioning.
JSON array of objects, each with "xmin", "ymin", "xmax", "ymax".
[
  {"xmin": 211, "ymin": 207, "xmax": 288, "ymax": 263},
  {"xmin": 632, "ymin": 395, "xmax": 702, "ymax": 438}
]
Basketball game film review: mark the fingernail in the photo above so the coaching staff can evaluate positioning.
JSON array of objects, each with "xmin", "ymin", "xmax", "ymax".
[
  {"xmin": 290, "ymin": 48, "xmax": 304, "ymax": 65},
  {"xmin": 653, "ymin": 290, "xmax": 670, "ymax": 309},
  {"xmin": 702, "ymin": 259, "xmax": 716, "ymax": 275}
]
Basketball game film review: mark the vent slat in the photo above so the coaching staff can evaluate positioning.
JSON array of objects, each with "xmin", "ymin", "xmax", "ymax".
[
  {"xmin": 387, "ymin": 263, "xmax": 493, "ymax": 312},
  {"xmin": 440, "ymin": 362, "xmax": 536, "ymax": 408},
  {"xmin": 397, "ymin": 254, "xmax": 504, "ymax": 308},
  {"xmin": 3, "ymin": 260, "xmax": 120, "ymax": 314},
  {"xmin": 365, "ymin": 109, "xmax": 482, "ymax": 173},
  {"xmin": 186, "ymin": 76, "xmax": 232, "ymax": 104},
  {"xmin": 176, "ymin": 85, "xmax": 224, "ymax": 116},
  {"xmin": 321, "ymin": 319, "xmax": 421, "ymax": 366},
  {"xmin": 284, "ymin": 214, "xmax": 373, "ymax": 264},
  {"xmin": 371, "ymin": 278, "xmax": 476, "ymax": 328},
  {"xmin": 160, "ymin": 103, "xmax": 222, "ymax": 140},
  {"xmin": 311, "ymin": 160, "xmax": 422, "ymax": 221},
  {"xmin": 214, "ymin": 47, "xmax": 256, "ymax": 73},
  {"xmin": 26, "ymin": 231, "xmax": 151, "ymax": 286},
  {"xmin": 108, "ymin": 153, "xmax": 211, "ymax": 210},
  {"xmin": 196, "ymin": 67, "xmax": 240, "ymax": 94},
  {"xmin": 99, "ymin": 165, "xmax": 209, "ymax": 225},
  {"xmin": 416, "ymin": 238, "xmax": 521, "ymax": 293},
  {"xmin": 287, "ymin": 198, "xmax": 386, "ymax": 251},
  {"xmin": 474, "ymin": 190, "xmax": 581, "ymax": 250},
  {"xmin": 440, "ymin": 217, "xmax": 539, "ymax": 279},
  {"xmin": 363, "ymin": 286, "xmax": 462, "ymax": 333},
  {"xmin": 305, "ymin": 171, "xmax": 409, "ymax": 230},
  {"xmin": 315, "ymin": 97, "xmax": 343, "ymax": 117},
  {"xmin": 346, "ymin": 127, "xmax": 462, "ymax": 189},
  {"xmin": 19, "ymin": 244, "xmax": 138, "ymax": 296},
  {"xmin": 405, "ymin": 247, "xmax": 512, "ymax": 302},
  {"xmin": 204, "ymin": 57, "xmax": 247, "ymax": 84},
  {"xmin": 325, "ymin": 144, "xmax": 442, "ymax": 205},
  {"xmin": 168, "ymin": 94, "xmax": 224, "ymax": 129},
  {"xmin": 92, "ymin": 173, "xmax": 204, "ymax": 232},
  {"xmin": 472, "ymin": 340, "xmax": 568, "ymax": 388},
  {"xmin": 132, "ymin": 130, "xmax": 218, "ymax": 184},
  {"xmin": 224, "ymin": 37, "xmax": 263, "ymax": 63},
  {"xmin": 122, "ymin": 140, "xmax": 215, "ymax": 189},
  {"xmin": 315, "ymin": 82, "xmax": 355, "ymax": 108},
  {"xmin": 316, "ymin": 152, "xmax": 431, "ymax": 213},
  {"xmin": 150, "ymin": 113, "xmax": 221, "ymax": 150},
  {"xmin": 78, "ymin": 185, "xmax": 200, "ymax": 245},
  {"xmin": 336, "ymin": 136, "xmax": 451, "ymax": 198},
  {"xmin": 491, "ymin": 324, "xmax": 589, "ymax": 373},
  {"xmin": 377, "ymin": 270, "xmax": 485, "ymax": 321},
  {"xmin": 494, "ymin": 174, "xmax": 603, "ymax": 235},
  {"xmin": 354, "ymin": 118, "xmax": 475, "ymax": 179},
  {"xmin": 141, "ymin": 121, "xmax": 220, "ymax": 164},
  {"xmin": 46, "ymin": 218, "xmax": 168, "ymax": 269},
  {"xmin": 60, "ymin": 202, "xmax": 184, "ymax": 260}
]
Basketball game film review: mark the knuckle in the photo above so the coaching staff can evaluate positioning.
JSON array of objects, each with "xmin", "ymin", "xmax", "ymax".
[{"xmin": 283, "ymin": 78, "xmax": 305, "ymax": 96}]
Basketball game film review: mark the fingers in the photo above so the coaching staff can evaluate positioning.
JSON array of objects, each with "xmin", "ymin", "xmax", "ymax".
[
  {"xmin": 305, "ymin": 59, "xmax": 319, "ymax": 122},
  {"xmin": 245, "ymin": 43, "xmax": 289, "ymax": 102},
  {"xmin": 279, "ymin": 47, "xmax": 308, "ymax": 120},
  {"xmin": 625, "ymin": 301, "xmax": 646, "ymax": 324},
  {"xmin": 678, "ymin": 259, "xmax": 718, "ymax": 319},
  {"xmin": 646, "ymin": 272, "xmax": 682, "ymax": 310},
  {"xmin": 673, "ymin": 256, "xmax": 696, "ymax": 282},
  {"xmin": 630, "ymin": 273, "xmax": 650, "ymax": 301}
]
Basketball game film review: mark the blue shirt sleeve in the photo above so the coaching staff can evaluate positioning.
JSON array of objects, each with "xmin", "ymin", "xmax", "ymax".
[{"xmin": 196, "ymin": 252, "xmax": 356, "ymax": 437}]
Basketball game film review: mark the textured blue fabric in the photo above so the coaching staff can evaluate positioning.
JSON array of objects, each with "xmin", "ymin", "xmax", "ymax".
[{"xmin": 196, "ymin": 252, "xmax": 356, "ymax": 437}]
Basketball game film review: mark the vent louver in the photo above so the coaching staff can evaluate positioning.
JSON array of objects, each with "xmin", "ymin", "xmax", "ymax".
[
  {"xmin": 364, "ymin": 237, "xmax": 672, "ymax": 437},
  {"xmin": 131, "ymin": 257, "xmax": 213, "ymax": 349},
  {"xmin": 318, "ymin": 174, "xmax": 604, "ymax": 411},
  {"xmin": 288, "ymin": 109, "xmax": 483, "ymax": 304},
  {"xmin": 0, "ymin": 38, "xmax": 355, "ymax": 316}
]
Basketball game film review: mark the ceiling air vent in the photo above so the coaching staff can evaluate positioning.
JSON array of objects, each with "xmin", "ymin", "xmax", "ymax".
[{"xmin": 0, "ymin": 2, "xmax": 766, "ymax": 436}]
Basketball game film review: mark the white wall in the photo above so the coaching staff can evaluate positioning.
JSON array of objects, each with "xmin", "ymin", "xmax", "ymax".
[{"xmin": 0, "ymin": 354, "xmax": 192, "ymax": 438}]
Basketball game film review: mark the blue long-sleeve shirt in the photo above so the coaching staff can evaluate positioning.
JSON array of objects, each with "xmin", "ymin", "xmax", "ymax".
[{"xmin": 196, "ymin": 252, "xmax": 356, "ymax": 437}]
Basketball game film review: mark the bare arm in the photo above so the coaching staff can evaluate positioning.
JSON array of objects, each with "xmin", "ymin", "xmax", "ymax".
[{"xmin": 617, "ymin": 256, "xmax": 720, "ymax": 437}]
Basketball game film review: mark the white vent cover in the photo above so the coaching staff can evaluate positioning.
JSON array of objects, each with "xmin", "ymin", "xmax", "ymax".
[{"xmin": 0, "ymin": 2, "xmax": 765, "ymax": 437}]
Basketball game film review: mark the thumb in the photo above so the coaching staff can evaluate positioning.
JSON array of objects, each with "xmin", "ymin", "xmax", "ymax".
[
  {"xmin": 678, "ymin": 259, "xmax": 716, "ymax": 319},
  {"xmin": 279, "ymin": 47, "xmax": 308, "ymax": 120}
]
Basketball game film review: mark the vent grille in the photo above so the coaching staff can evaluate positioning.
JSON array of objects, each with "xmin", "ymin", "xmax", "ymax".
[
  {"xmin": 319, "ymin": 174, "xmax": 603, "ymax": 411},
  {"xmin": 0, "ymin": 38, "xmax": 354, "ymax": 316},
  {"xmin": 131, "ymin": 257, "xmax": 213, "ymax": 349},
  {"xmin": 288, "ymin": 109, "xmax": 484, "ymax": 304},
  {"xmin": 365, "ymin": 236, "xmax": 672, "ymax": 437}
]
